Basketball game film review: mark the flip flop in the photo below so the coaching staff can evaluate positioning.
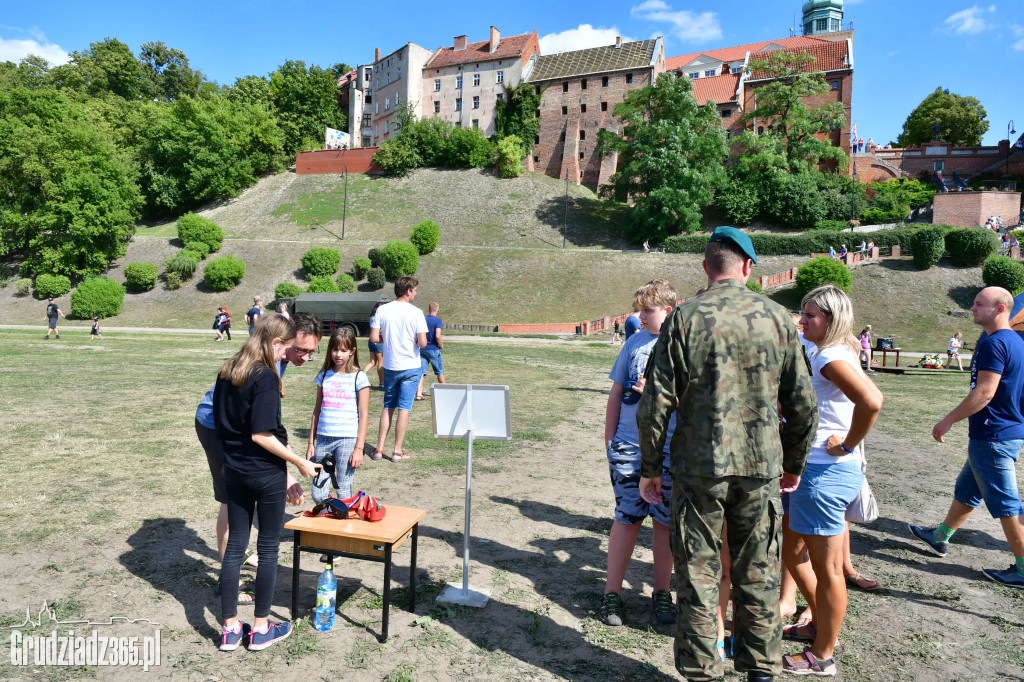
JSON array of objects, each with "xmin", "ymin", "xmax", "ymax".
[
  {"xmin": 414, "ymin": 395, "xmax": 425, "ymax": 401},
  {"xmin": 845, "ymin": 573, "xmax": 880, "ymax": 591}
]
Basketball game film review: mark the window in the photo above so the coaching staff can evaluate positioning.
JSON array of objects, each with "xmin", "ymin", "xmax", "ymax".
[
  {"xmin": 375, "ymin": 102, "xmax": 379, "ymax": 114},
  {"xmin": 386, "ymin": 74, "xmax": 390, "ymax": 85},
  {"xmin": 395, "ymin": 92, "xmax": 400, "ymax": 106},
  {"xmin": 533, "ymin": 156, "xmax": 539, "ymax": 163},
  {"xmin": 705, "ymin": 70, "xmax": 716, "ymax": 77},
  {"xmin": 815, "ymin": 18, "xmax": 827, "ymax": 31},
  {"xmin": 472, "ymin": 96, "xmax": 479, "ymax": 109},
  {"xmin": 496, "ymin": 93, "xmax": 504, "ymax": 101},
  {"xmin": 534, "ymin": 134, "xmax": 539, "ymax": 144},
  {"xmin": 934, "ymin": 160, "xmax": 944, "ymax": 171},
  {"xmin": 397, "ymin": 67, "xmax": 401, "ymax": 78},
  {"xmin": 497, "ymin": 71, "xmax": 504, "ymax": 83},
  {"xmin": 602, "ymin": 76, "xmax": 609, "ymax": 87},
  {"xmin": 580, "ymin": 103, "xmax": 587, "ymax": 113},
  {"xmin": 721, "ymin": 109, "xmax": 732, "ymax": 117},
  {"xmin": 581, "ymin": 79, "xmax": 587, "ymax": 89},
  {"xmin": 831, "ymin": 81, "xmax": 840, "ymax": 90},
  {"xmin": 580, "ymin": 130, "xmax": 585, "ymax": 140},
  {"xmin": 601, "ymin": 101, "xmax": 608, "ymax": 112},
  {"xmin": 757, "ymin": 126, "xmax": 764, "ymax": 135},
  {"xmin": 384, "ymin": 97, "xmax": 390, "ymax": 110},
  {"xmin": 535, "ymin": 108, "xmax": 540, "ymax": 118},
  {"xmin": 455, "ymin": 98, "xmax": 462, "ymax": 111},
  {"xmin": 562, "ymin": 82, "xmax": 568, "ymax": 92},
  {"xmin": 689, "ymin": 72, "xmax": 699, "ymax": 79},
  {"xmin": 473, "ymin": 73, "xmax": 480, "ymax": 86},
  {"xmin": 626, "ymin": 73, "xmax": 633, "ymax": 84},
  {"xmin": 456, "ymin": 76, "xmax": 463, "ymax": 88},
  {"xmin": 434, "ymin": 79, "xmax": 441, "ymax": 91},
  {"xmin": 579, "ymin": 152, "xmax": 584, "ymax": 160},
  {"xmin": 433, "ymin": 101, "xmax": 440, "ymax": 113},
  {"xmin": 384, "ymin": 121, "xmax": 388, "ymax": 134},
  {"xmin": 561, "ymin": 105, "xmax": 567, "ymax": 115},
  {"xmin": 830, "ymin": 18, "xmax": 840, "ymax": 31},
  {"xmin": 535, "ymin": 85, "xmax": 541, "ymax": 94},
  {"xmin": 472, "ymin": 119, "xmax": 479, "ymax": 129}
]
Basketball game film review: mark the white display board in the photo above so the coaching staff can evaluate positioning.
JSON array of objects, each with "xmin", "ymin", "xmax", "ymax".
[{"xmin": 431, "ymin": 384, "xmax": 511, "ymax": 441}]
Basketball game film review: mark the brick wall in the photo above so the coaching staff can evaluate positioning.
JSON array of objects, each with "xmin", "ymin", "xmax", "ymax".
[
  {"xmin": 862, "ymin": 141, "xmax": 1024, "ymax": 182},
  {"xmin": 933, "ymin": 191, "xmax": 1022, "ymax": 227},
  {"xmin": 295, "ymin": 148, "xmax": 381, "ymax": 175}
]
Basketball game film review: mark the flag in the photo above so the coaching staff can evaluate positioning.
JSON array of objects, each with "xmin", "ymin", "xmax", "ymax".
[{"xmin": 849, "ymin": 122, "xmax": 857, "ymax": 146}]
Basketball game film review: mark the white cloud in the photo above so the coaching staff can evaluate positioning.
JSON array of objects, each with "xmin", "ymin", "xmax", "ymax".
[
  {"xmin": 538, "ymin": 24, "xmax": 635, "ymax": 54},
  {"xmin": 886, "ymin": 50, "xmax": 899, "ymax": 56},
  {"xmin": 0, "ymin": 30, "xmax": 69, "ymax": 65},
  {"xmin": 631, "ymin": 1, "xmax": 722, "ymax": 43},
  {"xmin": 944, "ymin": 6, "xmax": 990, "ymax": 34},
  {"xmin": 1015, "ymin": 39, "xmax": 1024, "ymax": 50}
]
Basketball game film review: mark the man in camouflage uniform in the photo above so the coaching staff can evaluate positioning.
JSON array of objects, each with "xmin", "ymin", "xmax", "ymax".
[{"xmin": 637, "ymin": 226, "xmax": 817, "ymax": 681}]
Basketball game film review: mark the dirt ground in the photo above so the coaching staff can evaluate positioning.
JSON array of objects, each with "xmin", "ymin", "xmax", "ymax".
[{"xmin": 2, "ymin": 357, "xmax": 1023, "ymax": 682}]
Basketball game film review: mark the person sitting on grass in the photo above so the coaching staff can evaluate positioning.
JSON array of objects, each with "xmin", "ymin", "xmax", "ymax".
[{"xmin": 600, "ymin": 279, "xmax": 678, "ymax": 628}]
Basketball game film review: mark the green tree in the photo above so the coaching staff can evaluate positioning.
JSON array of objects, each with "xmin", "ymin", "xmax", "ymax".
[
  {"xmin": 897, "ymin": 87, "xmax": 989, "ymax": 147},
  {"xmin": 228, "ymin": 75, "xmax": 273, "ymax": 109},
  {"xmin": 598, "ymin": 72, "xmax": 728, "ymax": 240},
  {"xmin": 0, "ymin": 88, "xmax": 142, "ymax": 277},
  {"xmin": 268, "ymin": 60, "xmax": 346, "ymax": 154},
  {"xmin": 58, "ymin": 37, "xmax": 147, "ymax": 100},
  {"xmin": 495, "ymin": 82, "xmax": 541, "ymax": 157},
  {"xmin": 139, "ymin": 41, "xmax": 203, "ymax": 101}
]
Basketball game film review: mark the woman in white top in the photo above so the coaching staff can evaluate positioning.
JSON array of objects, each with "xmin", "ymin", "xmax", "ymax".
[
  {"xmin": 946, "ymin": 331, "xmax": 963, "ymax": 371},
  {"xmin": 781, "ymin": 285, "xmax": 884, "ymax": 676}
]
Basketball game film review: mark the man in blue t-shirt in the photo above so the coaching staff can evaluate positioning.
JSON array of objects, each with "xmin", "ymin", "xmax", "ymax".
[
  {"xmin": 623, "ymin": 311, "xmax": 641, "ymax": 340},
  {"xmin": 909, "ymin": 287, "xmax": 1024, "ymax": 589},
  {"xmin": 245, "ymin": 296, "xmax": 263, "ymax": 335},
  {"xmin": 417, "ymin": 302, "xmax": 445, "ymax": 400}
]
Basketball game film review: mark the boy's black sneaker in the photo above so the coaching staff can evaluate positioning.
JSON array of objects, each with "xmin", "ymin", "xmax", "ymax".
[
  {"xmin": 600, "ymin": 592, "xmax": 623, "ymax": 626},
  {"xmin": 908, "ymin": 524, "xmax": 949, "ymax": 557},
  {"xmin": 651, "ymin": 590, "xmax": 676, "ymax": 624}
]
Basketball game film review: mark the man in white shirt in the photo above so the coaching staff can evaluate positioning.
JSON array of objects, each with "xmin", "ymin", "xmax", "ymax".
[{"xmin": 369, "ymin": 276, "xmax": 427, "ymax": 461}]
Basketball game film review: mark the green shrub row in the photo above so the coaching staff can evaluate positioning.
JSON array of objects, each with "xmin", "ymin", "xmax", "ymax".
[{"xmin": 664, "ymin": 227, "xmax": 924, "ymax": 256}]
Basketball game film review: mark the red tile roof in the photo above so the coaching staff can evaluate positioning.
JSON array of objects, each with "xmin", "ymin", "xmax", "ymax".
[
  {"xmin": 690, "ymin": 73, "xmax": 742, "ymax": 105},
  {"xmin": 426, "ymin": 31, "xmax": 538, "ymax": 69},
  {"xmin": 336, "ymin": 69, "xmax": 358, "ymax": 88},
  {"xmin": 666, "ymin": 36, "xmax": 828, "ymax": 71},
  {"xmin": 746, "ymin": 40, "xmax": 850, "ymax": 79}
]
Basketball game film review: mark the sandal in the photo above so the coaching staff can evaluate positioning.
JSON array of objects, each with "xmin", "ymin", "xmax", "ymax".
[
  {"xmin": 782, "ymin": 620, "xmax": 817, "ymax": 643},
  {"xmin": 369, "ymin": 451, "xmax": 384, "ymax": 461},
  {"xmin": 782, "ymin": 647, "xmax": 836, "ymax": 676},
  {"xmin": 845, "ymin": 572, "xmax": 879, "ymax": 591},
  {"xmin": 388, "ymin": 451, "xmax": 412, "ymax": 461}
]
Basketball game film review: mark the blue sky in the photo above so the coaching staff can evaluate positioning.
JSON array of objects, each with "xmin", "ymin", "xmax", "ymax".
[{"xmin": 2, "ymin": 0, "xmax": 1021, "ymax": 146}]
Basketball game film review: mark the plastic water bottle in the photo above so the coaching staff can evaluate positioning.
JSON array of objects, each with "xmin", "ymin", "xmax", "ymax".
[{"xmin": 313, "ymin": 563, "xmax": 336, "ymax": 631}]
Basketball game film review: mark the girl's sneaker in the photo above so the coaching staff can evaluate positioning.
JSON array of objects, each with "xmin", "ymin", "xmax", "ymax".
[
  {"xmin": 219, "ymin": 622, "xmax": 250, "ymax": 651},
  {"xmin": 248, "ymin": 621, "xmax": 292, "ymax": 650}
]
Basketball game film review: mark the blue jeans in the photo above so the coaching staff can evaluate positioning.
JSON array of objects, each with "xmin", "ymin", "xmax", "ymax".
[
  {"xmin": 312, "ymin": 435, "xmax": 357, "ymax": 502},
  {"xmin": 383, "ymin": 367, "xmax": 420, "ymax": 410},
  {"xmin": 954, "ymin": 439, "xmax": 1024, "ymax": 518},
  {"xmin": 421, "ymin": 348, "xmax": 443, "ymax": 377}
]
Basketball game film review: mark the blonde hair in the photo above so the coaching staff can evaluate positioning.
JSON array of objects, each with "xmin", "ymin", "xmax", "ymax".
[
  {"xmin": 801, "ymin": 285, "xmax": 859, "ymax": 355},
  {"xmin": 218, "ymin": 314, "xmax": 296, "ymax": 397},
  {"xmin": 633, "ymin": 278, "xmax": 677, "ymax": 311}
]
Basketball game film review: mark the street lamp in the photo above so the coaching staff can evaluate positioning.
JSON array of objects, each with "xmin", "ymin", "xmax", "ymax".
[{"xmin": 1008, "ymin": 120, "xmax": 1016, "ymax": 178}]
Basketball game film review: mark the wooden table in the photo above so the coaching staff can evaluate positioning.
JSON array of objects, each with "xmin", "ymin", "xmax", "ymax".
[
  {"xmin": 870, "ymin": 347, "xmax": 902, "ymax": 367},
  {"xmin": 284, "ymin": 505, "xmax": 427, "ymax": 642}
]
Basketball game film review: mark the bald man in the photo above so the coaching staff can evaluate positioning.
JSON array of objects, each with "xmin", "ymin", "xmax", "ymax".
[{"xmin": 909, "ymin": 287, "xmax": 1024, "ymax": 589}]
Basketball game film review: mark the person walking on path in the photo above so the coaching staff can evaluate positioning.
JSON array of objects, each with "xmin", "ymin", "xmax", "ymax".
[
  {"xmin": 946, "ymin": 332, "xmax": 964, "ymax": 371},
  {"xmin": 909, "ymin": 287, "xmax": 1024, "ymax": 589},
  {"xmin": 637, "ymin": 226, "xmax": 818, "ymax": 681},
  {"xmin": 90, "ymin": 316, "xmax": 103, "ymax": 340},
  {"xmin": 416, "ymin": 302, "xmax": 445, "ymax": 400},
  {"xmin": 369, "ymin": 277, "xmax": 427, "ymax": 462},
  {"xmin": 44, "ymin": 297, "xmax": 65, "ymax": 339},
  {"xmin": 246, "ymin": 297, "xmax": 263, "ymax": 335}
]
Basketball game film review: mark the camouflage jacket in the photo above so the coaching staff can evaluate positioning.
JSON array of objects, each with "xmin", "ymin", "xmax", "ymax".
[{"xmin": 638, "ymin": 279, "xmax": 817, "ymax": 480}]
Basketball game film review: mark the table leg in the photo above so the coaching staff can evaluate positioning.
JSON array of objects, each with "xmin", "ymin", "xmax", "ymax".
[
  {"xmin": 381, "ymin": 543, "xmax": 393, "ymax": 643},
  {"xmin": 291, "ymin": 532, "xmax": 300, "ymax": 620},
  {"xmin": 409, "ymin": 524, "xmax": 418, "ymax": 613},
  {"xmin": 896, "ymin": 349, "xmax": 901, "ymax": 367}
]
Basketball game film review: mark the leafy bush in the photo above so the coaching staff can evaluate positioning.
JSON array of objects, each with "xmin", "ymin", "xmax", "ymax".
[
  {"xmin": 764, "ymin": 171, "xmax": 825, "ymax": 231},
  {"xmin": 663, "ymin": 227, "xmax": 924, "ymax": 256},
  {"xmin": 443, "ymin": 125, "xmax": 495, "ymax": 167},
  {"xmin": 353, "ymin": 257, "xmax": 372, "ymax": 281},
  {"xmin": 373, "ymin": 137, "xmax": 421, "ymax": 176},
  {"xmin": 911, "ymin": 228, "xmax": 946, "ymax": 270},
  {"xmin": 176, "ymin": 213, "xmax": 224, "ymax": 252},
  {"xmin": 184, "ymin": 241, "xmax": 211, "ymax": 259},
  {"xmin": 166, "ymin": 272, "xmax": 184, "ymax": 290},
  {"xmin": 275, "ymin": 282, "xmax": 303, "ymax": 299},
  {"xmin": 379, "ymin": 241, "xmax": 419, "ymax": 278},
  {"xmin": 336, "ymin": 273, "xmax": 356, "ymax": 293},
  {"xmin": 307, "ymin": 275, "xmax": 340, "ymax": 293},
  {"xmin": 301, "ymin": 247, "xmax": 341, "ymax": 278},
  {"xmin": 16, "ymin": 278, "xmax": 32, "ymax": 297},
  {"xmin": 180, "ymin": 249, "xmax": 204, "ymax": 262},
  {"xmin": 367, "ymin": 248, "xmax": 384, "ymax": 269},
  {"xmin": 35, "ymin": 273, "xmax": 72, "ymax": 299},
  {"xmin": 982, "ymin": 255, "xmax": 1024, "ymax": 292},
  {"xmin": 746, "ymin": 279, "xmax": 763, "ymax": 294},
  {"xmin": 795, "ymin": 256, "xmax": 852, "ymax": 296},
  {"xmin": 715, "ymin": 182, "xmax": 759, "ymax": 226},
  {"xmin": 945, "ymin": 228, "xmax": 999, "ymax": 267},
  {"xmin": 203, "ymin": 256, "xmax": 246, "ymax": 291},
  {"xmin": 366, "ymin": 267, "xmax": 386, "ymax": 289},
  {"xmin": 124, "ymin": 262, "xmax": 159, "ymax": 292},
  {"xmin": 70, "ymin": 276, "xmax": 125, "ymax": 318},
  {"xmin": 164, "ymin": 252, "xmax": 200, "ymax": 281},
  {"xmin": 409, "ymin": 220, "xmax": 440, "ymax": 255},
  {"xmin": 814, "ymin": 219, "xmax": 849, "ymax": 232},
  {"xmin": 496, "ymin": 135, "xmax": 524, "ymax": 178}
]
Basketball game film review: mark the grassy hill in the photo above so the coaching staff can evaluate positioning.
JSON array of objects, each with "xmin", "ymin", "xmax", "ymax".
[{"xmin": 0, "ymin": 168, "xmax": 984, "ymax": 349}]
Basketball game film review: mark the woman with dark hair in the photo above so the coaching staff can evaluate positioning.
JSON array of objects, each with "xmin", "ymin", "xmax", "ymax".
[{"xmin": 214, "ymin": 314, "xmax": 320, "ymax": 652}]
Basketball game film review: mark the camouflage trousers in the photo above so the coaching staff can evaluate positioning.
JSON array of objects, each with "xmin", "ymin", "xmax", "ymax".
[{"xmin": 670, "ymin": 475, "xmax": 783, "ymax": 680}]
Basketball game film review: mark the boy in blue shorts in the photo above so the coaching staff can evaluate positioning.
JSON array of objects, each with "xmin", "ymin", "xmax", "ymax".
[{"xmin": 601, "ymin": 279, "xmax": 678, "ymax": 626}]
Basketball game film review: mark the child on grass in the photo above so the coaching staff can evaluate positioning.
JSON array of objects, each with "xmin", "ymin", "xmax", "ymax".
[
  {"xmin": 600, "ymin": 279, "xmax": 677, "ymax": 627},
  {"xmin": 90, "ymin": 316, "xmax": 103, "ymax": 339}
]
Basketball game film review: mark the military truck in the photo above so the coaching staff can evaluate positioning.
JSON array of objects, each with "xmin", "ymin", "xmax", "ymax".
[{"xmin": 272, "ymin": 292, "xmax": 391, "ymax": 336}]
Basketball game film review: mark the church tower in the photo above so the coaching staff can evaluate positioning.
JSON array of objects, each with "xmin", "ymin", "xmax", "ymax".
[{"xmin": 802, "ymin": 0, "xmax": 844, "ymax": 36}]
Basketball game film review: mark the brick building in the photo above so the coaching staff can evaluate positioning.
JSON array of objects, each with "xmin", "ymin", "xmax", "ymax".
[
  {"xmin": 423, "ymin": 28, "xmax": 540, "ymax": 137},
  {"xmin": 367, "ymin": 43, "xmax": 434, "ymax": 146},
  {"xmin": 526, "ymin": 37, "xmax": 665, "ymax": 189},
  {"xmin": 854, "ymin": 138, "xmax": 1024, "ymax": 184}
]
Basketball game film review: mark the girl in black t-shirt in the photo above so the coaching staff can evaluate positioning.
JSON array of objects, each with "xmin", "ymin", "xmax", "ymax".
[{"xmin": 214, "ymin": 314, "xmax": 320, "ymax": 652}]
